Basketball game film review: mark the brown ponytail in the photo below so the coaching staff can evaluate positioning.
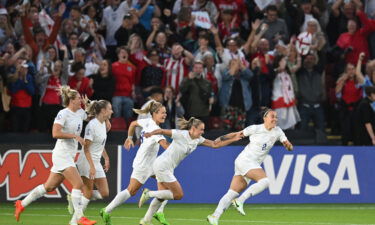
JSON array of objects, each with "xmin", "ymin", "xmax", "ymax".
[{"xmin": 177, "ymin": 117, "xmax": 203, "ymax": 130}]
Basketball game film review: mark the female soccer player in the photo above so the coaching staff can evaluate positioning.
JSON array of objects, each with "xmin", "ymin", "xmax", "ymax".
[
  {"xmin": 207, "ymin": 108, "xmax": 293, "ymax": 225},
  {"xmin": 137, "ymin": 117, "xmax": 243, "ymax": 225},
  {"xmin": 100, "ymin": 101, "xmax": 171, "ymax": 225},
  {"xmin": 14, "ymin": 86, "xmax": 96, "ymax": 225},
  {"xmin": 75, "ymin": 100, "xmax": 113, "ymax": 212}
]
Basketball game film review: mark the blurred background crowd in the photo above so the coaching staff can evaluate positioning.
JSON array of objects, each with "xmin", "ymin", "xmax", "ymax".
[{"xmin": 0, "ymin": 0, "xmax": 375, "ymax": 146}]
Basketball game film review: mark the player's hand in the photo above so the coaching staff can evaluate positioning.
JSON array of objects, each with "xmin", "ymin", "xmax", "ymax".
[
  {"xmin": 89, "ymin": 166, "xmax": 95, "ymax": 180},
  {"xmin": 75, "ymin": 135, "xmax": 85, "ymax": 146},
  {"xmin": 104, "ymin": 159, "xmax": 110, "ymax": 172},
  {"xmin": 283, "ymin": 141, "xmax": 293, "ymax": 151},
  {"xmin": 124, "ymin": 138, "xmax": 134, "ymax": 151},
  {"xmin": 359, "ymin": 52, "xmax": 365, "ymax": 60}
]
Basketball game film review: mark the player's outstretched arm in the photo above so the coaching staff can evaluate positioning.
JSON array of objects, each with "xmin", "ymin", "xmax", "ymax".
[
  {"xmin": 124, "ymin": 121, "xmax": 140, "ymax": 150},
  {"xmin": 202, "ymin": 132, "xmax": 243, "ymax": 149},
  {"xmin": 144, "ymin": 129, "xmax": 172, "ymax": 138},
  {"xmin": 282, "ymin": 140, "xmax": 293, "ymax": 151}
]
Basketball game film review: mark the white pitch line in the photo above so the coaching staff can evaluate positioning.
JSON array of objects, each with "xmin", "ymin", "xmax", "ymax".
[{"xmin": 0, "ymin": 213, "xmax": 374, "ymax": 225}]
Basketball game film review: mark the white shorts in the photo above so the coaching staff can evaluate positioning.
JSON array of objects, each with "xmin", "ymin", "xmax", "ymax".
[
  {"xmin": 130, "ymin": 167, "xmax": 154, "ymax": 184},
  {"xmin": 76, "ymin": 153, "xmax": 106, "ymax": 179},
  {"xmin": 50, "ymin": 152, "xmax": 76, "ymax": 174},
  {"xmin": 153, "ymin": 160, "xmax": 177, "ymax": 183},
  {"xmin": 234, "ymin": 155, "xmax": 262, "ymax": 185}
]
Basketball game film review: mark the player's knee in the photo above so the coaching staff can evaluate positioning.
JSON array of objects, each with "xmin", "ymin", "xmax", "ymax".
[
  {"xmin": 259, "ymin": 177, "xmax": 270, "ymax": 188},
  {"xmin": 173, "ymin": 192, "xmax": 184, "ymax": 200},
  {"xmin": 44, "ymin": 185, "xmax": 55, "ymax": 192},
  {"xmin": 127, "ymin": 188, "xmax": 138, "ymax": 196}
]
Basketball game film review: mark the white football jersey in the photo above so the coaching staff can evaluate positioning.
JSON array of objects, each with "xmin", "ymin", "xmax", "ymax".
[
  {"xmin": 240, "ymin": 124, "xmax": 288, "ymax": 164},
  {"xmin": 156, "ymin": 129, "xmax": 205, "ymax": 170},
  {"xmin": 53, "ymin": 108, "xmax": 87, "ymax": 157},
  {"xmin": 84, "ymin": 118, "xmax": 107, "ymax": 161},
  {"xmin": 132, "ymin": 118, "xmax": 165, "ymax": 170}
]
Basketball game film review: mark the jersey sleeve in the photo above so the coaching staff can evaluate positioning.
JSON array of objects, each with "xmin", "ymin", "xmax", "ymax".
[
  {"xmin": 278, "ymin": 127, "xmax": 288, "ymax": 142},
  {"xmin": 154, "ymin": 134, "xmax": 166, "ymax": 144},
  {"xmin": 84, "ymin": 122, "xmax": 94, "ymax": 141},
  {"xmin": 198, "ymin": 136, "xmax": 206, "ymax": 145},
  {"xmin": 171, "ymin": 129, "xmax": 183, "ymax": 139},
  {"xmin": 80, "ymin": 109, "xmax": 87, "ymax": 120},
  {"xmin": 137, "ymin": 118, "xmax": 148, "ymax": 128},
  {"xmin": 54, "ymin": 110, "xmax": 66, "ymax": 126},
  {"xmin": 243, "ymin": 125, "xmax": 256, "ymax": 137}
]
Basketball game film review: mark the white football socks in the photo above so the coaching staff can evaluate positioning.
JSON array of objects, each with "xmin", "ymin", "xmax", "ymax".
[
  {"xmin": 70, "ymin": 189, "xmax": 84, "ymax": 224},
  {"xmin": 157, "ymin": 200, "xmax": 168, "ymax": 213},
  {"xmin": 213, "ymin": 189, "xmax": 239, "ymax": 218},
  {"xmin": 143, "ymin": 198, "xmax": 163, "ymax": 222},
  {"xmin": 21, "ymin": 184, "xmax": 47, "ymax": 207},
  {"xmin": 237, "ymin": 178, "xmax": 270, "ymax": 204},
  {"xmin": 81, "ymin": 196, "xmax": 90, "ymax": 212},
  {"xmin": 148, "ymin": 190, "xmax": 174, "ymax": 200},
  {"xmin": 105, "ymin": 189, "xmax": 131, "ymax": 213}
]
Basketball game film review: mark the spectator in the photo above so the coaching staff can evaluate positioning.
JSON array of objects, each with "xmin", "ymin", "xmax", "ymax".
[
  {"xmin": 336, "ymin": 9, "xmax": 375, "ymax": 65},
  {"xmin": 328, "ymin": 0, "xmax": 362, "ymax": 45},
  {"xmin": 193, "ymin": 33, "xmax": 215, "ymax": 62},
  {"xmin": 59, "ymin": 18, "xmax": 75, "ymax": 45},
  {"xmin": 111, "ymin": 46, "xmax": 136, "ymax": 122},
  {"xmin": 163, "ymin": 43, "xmax": 194, "ymax": 92},
  {"xmin": 297, "ymin": 52, "xmax": 325, "ymax": 133},
  {"xmin": 354, "ymin": 86, "xmax": 375, "ymax": 145},
  {"xmin": 80, "ymin": 20, "xmax": 107, "ymax": 61},
  {"xmin": 140, "ymin": 49, "xmax": 165, "ymax": 97},
  {"xmin": 68, "ymin": 62, "xmax": 93, "ymax": 98},
  {"xmin": 260, "ymin": 5, "xmax": 289, "ymax": 49},
  {"xmin": 114, "ymin": 12, "xmax": 148, "ymax": 49},
  {"xmin": 35, "ymin": 45, "xmax": 69, "ymax": 132},
  {"xmin": 162, "ymin": 85, "xmax": 185, "ymax": 129},
  {"xmin": 202, "ymin": 53, "xmax": 219, "ymax": 94},
  {"xmin": 135, "ymin": 0, "xmax": 161, "ymax": 31},
  {"xmin": 146, "ymin": 29, "xmax": 171, "ymax": 63},
  {"xmin": 356, "ymin": 53, "xmax": 375, "ymax": 95},
  {"xmin": 219, "ymin": 58, "xmax": 253, "ymax": 130},
  {"xmin": 7, "ymin": 59, "xmax": 35, "ymax": 132},
  {"xmin": 180, "ymin": 60, "xmax": 213, "ymax": 126},
  {"xmin": 89, "ymin": 59, "xmax": 115, "ymax": 102},
  {"xmin": 335, "ymin": 62, "xmax": 363, "ymax": 145},
  {"xmin": 127, "ymin": 33, "xmax": 147, "ymax": 85},
  {"xmin": 101, "ymin": 0, "xmax": 131, "ymax": 60},
  {"xmin": 0, "ymin": 8, "xmax": 16, "ymax": 49},
  {"xmin": 271, "ymin": 56, "xmax": 300, "ymax": 130},
  {"xmin": 193, "ymin": 0, "xmax": 219, "ymax": 24},
  {"xmin": 21, "ymin": 3, "xmax": 65, "ymax": 63},
  {"xmin": 286, "ymin": 44, "xmax": 302, "ymax": 95}
]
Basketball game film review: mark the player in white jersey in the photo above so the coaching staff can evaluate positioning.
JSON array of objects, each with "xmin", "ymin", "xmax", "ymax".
[
  {"xmin": 73, "ymin": 100, "xmax": 113, "ymax": 214},
  {"xmin": 100, "ymin": 101, "xmax": 171, "ymax": 225},
  {"xmin": 14, "ymin": 86, "xmax": 96, "ymax": 225},
  {"xmin": 207, "ymin": 108, "xmax": 293, "ymax": 225},
  {"xmin": 137, "ymin": 117, "xmax": 243, "ymax": 225}
]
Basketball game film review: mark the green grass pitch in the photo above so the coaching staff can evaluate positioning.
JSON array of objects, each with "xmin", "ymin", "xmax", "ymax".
[{"xmin": 1, "ymin": 203, "xmax": 375, "ymax": 225}]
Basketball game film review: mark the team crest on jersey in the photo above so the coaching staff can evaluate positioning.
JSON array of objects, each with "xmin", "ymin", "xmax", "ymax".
[
  {"xmin": 127, "ymin": 66, "xmax": 132, "ymax": 71},
  {"xmin": 77, "ymin": 124, "xmax": 81, "ymax": 132}
]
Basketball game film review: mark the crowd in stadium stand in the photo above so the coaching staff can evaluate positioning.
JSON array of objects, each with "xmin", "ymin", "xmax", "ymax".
[{"xmin": 0, "ymin": 0, "xmax": 374, "ymax": 146}]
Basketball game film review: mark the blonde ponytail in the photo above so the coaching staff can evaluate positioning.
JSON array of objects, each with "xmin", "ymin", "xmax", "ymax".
[
  {"xmin": 58, "ymin": 85, "xmax": 78, "ymax": 107},
  {"xmin": 133, "ymin": 101, "xmax": 163, "ymax": 115},
  {"xmin": 86, "ymin": 99, "xmax": 110, "ymax": 120},
  {"xmin": 177, "ymin": 117, "xmax": 203, "ymax": 130}
]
